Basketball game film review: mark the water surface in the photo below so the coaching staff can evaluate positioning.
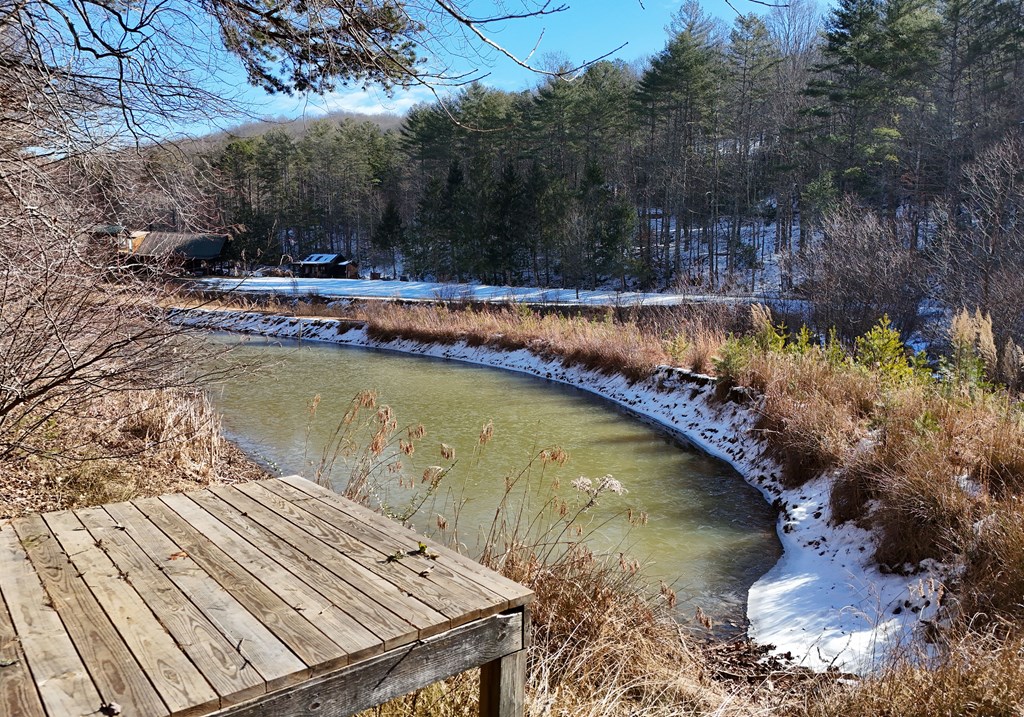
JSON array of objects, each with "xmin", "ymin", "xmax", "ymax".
[{"xmin": 207, "ymin": 334, "xmax": 781, "ymax": 626}]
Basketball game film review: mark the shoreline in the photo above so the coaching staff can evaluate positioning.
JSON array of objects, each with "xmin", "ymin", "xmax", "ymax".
[{"xmin": 175, "ymin": 306, "xmax": 943, "ymax": 674}]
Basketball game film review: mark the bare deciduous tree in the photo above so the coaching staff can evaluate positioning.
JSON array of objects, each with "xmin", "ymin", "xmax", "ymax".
[
  {"xmin": 935, "ymin": 133, "xmax": 1024, "ymax": 344},
  {"xmin": 796, "ymin": 197, "xmax": 927, "ymax": 339}
]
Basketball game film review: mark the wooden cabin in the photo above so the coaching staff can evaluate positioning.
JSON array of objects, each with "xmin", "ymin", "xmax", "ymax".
[
  {"xmin": 124, "ymin": 231, "xmax": 230, "ymax": 273},
  {"xmin": 293, "ymin": 253, "xmax": 359, "ymax": 279}
]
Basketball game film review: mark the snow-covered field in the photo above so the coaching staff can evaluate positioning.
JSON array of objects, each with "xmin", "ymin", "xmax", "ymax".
[
  {"xmin": 194, "ymin": 276, "xmax": 756, "ymax": 306},
  {"xmin": 176, "ymin": 307, "xmax": 944, "ymax": 674}
]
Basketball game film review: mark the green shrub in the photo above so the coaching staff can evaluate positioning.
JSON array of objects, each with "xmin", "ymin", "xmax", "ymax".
[
  {"xmin": 854, "ymin": 316, "xmax": 915, "ymax": 387},
  {"xmin": 663, "ymin": 331, "xmax": 690, "ymax": 366},
  {"xmin": 712, "ymin": 336, "xmax": 756, "ymax": 399},
  {"xmin": 750, "ymin": 304, "xmax": 786, "ymax": 353},
  {"xmin": 789, "ymin": 324, "xmax": 817, "ymax": 356}
]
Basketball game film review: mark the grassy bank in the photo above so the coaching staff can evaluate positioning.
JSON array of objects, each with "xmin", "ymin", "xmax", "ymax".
[{"xmin": 0, "ymin": 387, "xmax": 268, "ymax": 519}]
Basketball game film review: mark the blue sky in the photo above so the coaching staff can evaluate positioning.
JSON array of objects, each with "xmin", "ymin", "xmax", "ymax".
[{"xmin": 243, "ymin": 0, "xmax": 741, "ymax": 122}]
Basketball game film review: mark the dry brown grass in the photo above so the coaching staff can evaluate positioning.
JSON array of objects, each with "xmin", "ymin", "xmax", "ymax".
[
  {"xmin": 0, "ymin": 388, "xmax": 268, "ymax": 518},
  {"xmin": 870, "ymin": 460, "xmax": 979, "ymax": 569},
  {"xmin": 740, "ymin": 352, "xmax": 878, "ymax": 487},
  {"xmin": 962, "ymin": 503, "xmax": 1024, "ymax": 621},
  {"xmin": 180, "ymin": 292, "xmax": 740, "ymax": 383},
  {"xmin": 804, "ymin": 631, "xmax": 1024, "ymax": 717},
  {"xmin": 821, "ymin": 385, "xmax": 1024, "ymax": 585},
  {"xmin": 355, "ymin": 302, "xmax": 673, "ymax": 382},
  {"xmin": 506, "ymin": 543, "xmax": 753, "ymax": 716},
  {"xmin": 757, "ymin": 386, "xmax": 863, "ymax": 488}
]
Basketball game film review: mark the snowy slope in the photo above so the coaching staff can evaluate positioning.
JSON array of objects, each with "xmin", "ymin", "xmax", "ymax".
[{"xmin": 175, "ymin": 307, "xmax": 944, "ymax": 674}]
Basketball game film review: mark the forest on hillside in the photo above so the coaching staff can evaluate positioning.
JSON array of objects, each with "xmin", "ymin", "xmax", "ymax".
[{"xmin": 166, "ymin": 0, "xmax": 1024, "ymax": 347}]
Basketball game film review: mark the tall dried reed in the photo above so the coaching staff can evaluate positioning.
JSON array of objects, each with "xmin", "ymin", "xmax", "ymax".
[
  {"xmin": 357, "ymin": 302, "xmax": 673, "ymax": 381},
  {"xmin": 1, "ymin": 387, "xmax": 264, "ymax": 517}
]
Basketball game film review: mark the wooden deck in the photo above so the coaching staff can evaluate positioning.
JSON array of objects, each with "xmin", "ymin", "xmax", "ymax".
[{"xmin": 0, "ymin": 476, "xmax": 533, "ymax": 717}]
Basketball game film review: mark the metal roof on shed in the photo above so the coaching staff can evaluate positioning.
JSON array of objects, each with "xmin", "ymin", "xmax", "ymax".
[{"xmin": 297, "ymin": 253, "xmax": 343, "ymax": 265}]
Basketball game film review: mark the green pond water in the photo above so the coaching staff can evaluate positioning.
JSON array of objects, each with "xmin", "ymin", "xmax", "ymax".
[{"xmin": 206, "ymin": 334, "xmax": 781, "ymax": 626}]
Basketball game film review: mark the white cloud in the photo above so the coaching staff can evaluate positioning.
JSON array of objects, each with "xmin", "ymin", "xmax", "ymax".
[{"xmin": 283, "ymin": 86, "xmax": 435, "ymax": 118}]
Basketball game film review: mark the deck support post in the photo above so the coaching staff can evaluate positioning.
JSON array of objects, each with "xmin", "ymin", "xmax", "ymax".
[
  {"xmin": 479, "ymin": 649, "xmax": 526, "ymax": 717},
  {"xmin": 480, "ymin": 605, "xmax": 529, "ymax": 717}
]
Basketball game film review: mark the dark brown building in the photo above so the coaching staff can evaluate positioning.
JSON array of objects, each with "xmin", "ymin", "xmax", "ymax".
[{"xmin": 293, "ymin": 253, "xmax": 359, "ymax": 279}]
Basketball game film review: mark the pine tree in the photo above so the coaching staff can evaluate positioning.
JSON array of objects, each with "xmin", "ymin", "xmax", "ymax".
[
  {"xmin": 635, "ymin": 2, "xmax": 721, "ymax": 285},
  {"xmin": 806, "ymin": 0, "xmax": 940, "ymax": 210},
  {"xmin": 804, "ymin": 0, "xmax": 889, "ymax": 196},
  {"xmin": 723, "ymin": 13, "xmax": 780, "ymax": 282},
  {"xmin": 486, "ymin": 162, "xmax": 529, "ymax": 284},
  {"xmin": 372, "ymin": 200, "xmax": 405, "ymax": 279}
]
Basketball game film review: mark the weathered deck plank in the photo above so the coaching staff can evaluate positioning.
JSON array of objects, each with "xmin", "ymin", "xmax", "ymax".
[
  {"xmin": 74, "ymin": 505, "xmax": 267, "ymax": 706},
  {"xmin": 271, "ymin": 478, "xmax": 526, "ymax": 613},
  {"xmin": 159, "ymin": 492, "xmax": 382, "ymax": 666},
  {"xmin": 13, "ymin": 513, "xmax": 171, "ymax": 716},
  {"xmin": 279, "ymin": 475, "xmax": 534, "ymax": 607},
  {"xmin": 102, "ymin": 500, "xmax": 307, "ymax": 692},
  {"xmin": 0, "ymin": 522, "xmax": 104, "ymax": 717},
  {"xmin": 44, "ymin": 509, "xmax": 220, "ymax": 717},
  {"xmin": 136, "ymin": 496, "xmax": 345, "ymax": 672},
  {"xmin": 0, "ymin": 528, "xmax": 48, "ymax": 717},
  {"xmin": 231, "ymin": 482, "xmax": 462, "ymax": 631},
  {"xmin": 197, "ymin": 486, "xmax": 431, "ymax": 647},
  {"xmin": 246, "ymin": 481, "xmax": 505, "ymax": 625}
]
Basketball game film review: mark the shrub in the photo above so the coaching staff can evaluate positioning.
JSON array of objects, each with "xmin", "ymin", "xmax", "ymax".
[
  {"xmin": 713, "ymin": 336, "xmax": 757, "ymax": 399},
  {"xmin": 854, "ymin": 316, "xmax": 916, "ymax": 388}
]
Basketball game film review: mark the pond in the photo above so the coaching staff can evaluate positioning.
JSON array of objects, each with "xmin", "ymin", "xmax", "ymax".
[{"xmin": 206, "ymin": 334, "xmax": 781, "ymax": 627}]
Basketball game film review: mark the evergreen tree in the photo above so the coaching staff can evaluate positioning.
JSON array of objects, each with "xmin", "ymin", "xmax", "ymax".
[
  {"xmin": 635, "ymin": 2, "xmax": 721, "ymax": 285},
  {"xmin": 723, "ymin": 13, "xmax": 780, "ymax": 280},
  {"xmin": 804, "ymin": 0, "xmax": 889, "ymax": 195},
  {"xmin": 411, "ymin": 176, "xmax": 447, "ymax": 279},
  {"xmin": 372, "ymin": 200, "xmax": 405, "ymax": 278}
]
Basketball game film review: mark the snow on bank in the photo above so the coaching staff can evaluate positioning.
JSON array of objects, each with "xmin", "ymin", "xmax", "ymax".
[
  {"xmin": 175, "ymin": 307, "xmax": 942, "ymax": 674},
  {"xmin": 194, "ymin": 276, "xmax": 754, "ymax": 307}
]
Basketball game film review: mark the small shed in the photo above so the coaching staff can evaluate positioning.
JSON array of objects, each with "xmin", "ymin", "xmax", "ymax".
[{"xmin": 293, "ymin": 253, "xmax": 359, "ymax": 279}]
